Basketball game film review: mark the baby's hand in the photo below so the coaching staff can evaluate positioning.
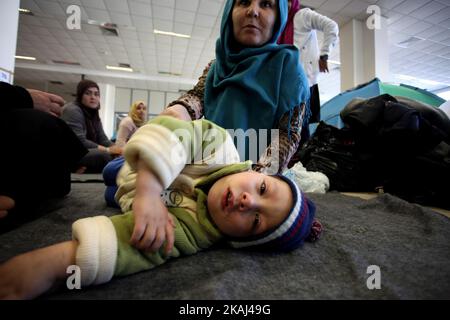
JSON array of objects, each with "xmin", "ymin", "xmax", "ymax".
[{"xmin": 130, "ymin": 193, "xmax": 175, "ymax": 255}]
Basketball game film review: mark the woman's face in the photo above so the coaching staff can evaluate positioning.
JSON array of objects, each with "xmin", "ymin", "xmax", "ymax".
[
  {"xmin": 81, "ymin": 87, "xmax": 100, "ymax": 109},
  {"xmin": 135, "ymin": 103, "xmax": 147, "ymax": 120},
  {"xmin": 232, "ymin": 0, "xmax": 278, "ymax": 48}
]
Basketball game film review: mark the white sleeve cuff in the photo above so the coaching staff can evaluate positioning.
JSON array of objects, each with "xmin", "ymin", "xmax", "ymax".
[
  {"xmin": 72, "ymin": 216, "xmax": 118, "ymax": 287},
  {"xmin": 124, "ymin": 123, "xmax": 187, "ymax": 188}
]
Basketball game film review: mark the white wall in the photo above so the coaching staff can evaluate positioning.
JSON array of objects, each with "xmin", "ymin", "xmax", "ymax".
[
  {"xmin": 0, "ymin": 0, "xmax": 20, "ymax": 83},
  {"xmin": 111, "ymin": 87, "xmax": 186, "ymax": 136},
  {"xmin": 115, "ymin": 88, "xmax": 184, "ymax": 117},
  {"xmin": 99, "ymin": 83, "xmax": 116, "ymax": 138},
  {"xmin": 115, "ymin": 88, "xmax": 132, "ymax": 112},
  {"xmin": 148, "ymin": 91, "xmax": 166, "ymax": 115}
]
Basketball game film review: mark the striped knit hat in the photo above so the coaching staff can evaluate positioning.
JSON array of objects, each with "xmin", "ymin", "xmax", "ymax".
[{"xmin": 228, "ymin": 175, "xmax": 321, "ymax": 252}]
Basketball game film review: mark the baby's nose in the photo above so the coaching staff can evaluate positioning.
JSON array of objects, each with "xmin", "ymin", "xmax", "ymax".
[{"xmin": 238, "ymin": 192, "xmax": 256, "ymax": 211}]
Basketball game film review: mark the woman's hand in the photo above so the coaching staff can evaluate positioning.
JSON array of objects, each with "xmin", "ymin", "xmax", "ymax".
[
  {"xmin": 130, "ymin": 160, "xmax": 175, "ymax": 255},
  {"xmin": 27, "ymin": 89, "xmax": 65, "ymax": 117},
  {"xmin": 109, "ymin": 145, "xmax": 123, "ymax": 156},
  {"xmin": 160, "ymin": 104, "xmax": 191, "ymax": 121},
  {"xmin": 99, "ymin": 145, "xmax": 123, "ymax": 156}
]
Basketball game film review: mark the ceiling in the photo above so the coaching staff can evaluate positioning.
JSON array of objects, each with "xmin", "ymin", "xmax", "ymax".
[{"xmin": 11, "ymin": 0, "xmax": 450, "ymax": 103}]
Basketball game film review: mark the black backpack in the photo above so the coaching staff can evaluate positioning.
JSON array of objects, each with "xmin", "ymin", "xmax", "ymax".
[
  {"xmin": 298, "ymin": 95, "xmax": 450, "ymax": 209},
  {"xmin": 298, "ymin": 121, "xmax": 373, "ymax": 191}
]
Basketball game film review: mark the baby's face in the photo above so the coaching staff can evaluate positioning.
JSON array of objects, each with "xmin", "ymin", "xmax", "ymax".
[{"xmin": 207, "ymin": 171, "xmax": 293, "ymax": 238}]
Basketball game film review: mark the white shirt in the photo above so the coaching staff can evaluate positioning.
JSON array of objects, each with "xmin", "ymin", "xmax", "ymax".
[{"xmin": 293, "ymin": 8, "xmax": 339, "ymax": 86}]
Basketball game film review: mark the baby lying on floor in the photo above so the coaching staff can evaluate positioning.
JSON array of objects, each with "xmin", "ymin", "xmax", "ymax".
[{"xmin": 0, "ymin": 116, "xmax": 322, "ymax": 299}]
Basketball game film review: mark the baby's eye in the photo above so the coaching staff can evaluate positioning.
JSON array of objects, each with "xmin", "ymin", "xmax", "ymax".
[
  {"xmin": 260, "ymin": 181, "xmax": 266, "ymax": 195},
  {"xmin": 238, "ymin": 0, "xmax": 250, "ymax": 6}
]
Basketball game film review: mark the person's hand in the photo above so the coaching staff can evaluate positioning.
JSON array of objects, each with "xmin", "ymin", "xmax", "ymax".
[
  {"xmin": 131, "ymin": 193, "xmax": 175, "ymax": 255},
  {"xmin": 130, "ymin": 160, "xmax": 175, "ymax": 255},
  {"xmin": 160, "ymin": 104, "xmax": 191, "ymax": 121},
  {"xmin": 100, "ymin": 145, "xmax": 123, "ymax": 157},
  {"xmin": 109, "ymin": 145, "xmax": 123, "ymax": 156},
  {"xmin": 26, "ymin": 89, "xmax": 65, "ymax": 117},
  {"xmin": 0, "ymin": 195, "xmax": 15, "ymax": 219},
  {"xmin": 319, "ymin": 59, "xmax": 329, "ymax": 73}
]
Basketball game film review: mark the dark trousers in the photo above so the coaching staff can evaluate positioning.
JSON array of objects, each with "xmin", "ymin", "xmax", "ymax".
[
  {"xmin": 79, "ymin": 148, "xmax": 113, "ymax": 173},
  {"xmin": 0, "ymin": 108, "xmax": 87, "ymax": 232},
  {"xmin": 309, "ymin": 84, "xmax": 321, "ymax": 123}
]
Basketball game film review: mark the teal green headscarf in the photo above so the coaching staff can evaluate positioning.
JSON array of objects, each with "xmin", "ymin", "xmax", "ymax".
[{"xmin": 204, "ymin": 0, "xmax": 309, "ymax": 161}]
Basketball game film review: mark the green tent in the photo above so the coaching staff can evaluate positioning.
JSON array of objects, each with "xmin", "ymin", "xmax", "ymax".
[
  {"xmin": 320, "ymin": 78, "xmax": 445, "ymax": 129},
  {"xmin": 380, "ymin": 82, "xmax": 445, "ymax": 107}
]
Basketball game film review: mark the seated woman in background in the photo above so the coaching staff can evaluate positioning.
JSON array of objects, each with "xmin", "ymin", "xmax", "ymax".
[
  {"xmin": 62, "ymin": 80, "xmax": 122, "ymax": 173},
  {"xmin": 162, "ymin": 0, "xmax": 309, "ymax": 175},
  {"xmin": 115, "ymin": 100, "xmax": 147, "ymax": 148}
]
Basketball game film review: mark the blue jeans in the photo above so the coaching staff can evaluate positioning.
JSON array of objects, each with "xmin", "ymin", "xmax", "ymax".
[{"xmin": 102, "ymin": 156, "xmax": 125, "ymax": 208}]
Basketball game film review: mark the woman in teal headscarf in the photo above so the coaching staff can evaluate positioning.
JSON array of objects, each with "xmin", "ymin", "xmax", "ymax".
[{"xmin": 163, "ymin": 0, "xmax": 309, "ymax": 174}]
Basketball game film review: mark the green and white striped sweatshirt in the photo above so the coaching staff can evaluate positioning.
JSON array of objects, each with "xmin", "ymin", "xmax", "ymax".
[{"xmin": 71, "ymin": 116, "xmax": 252, "ymax": 286}]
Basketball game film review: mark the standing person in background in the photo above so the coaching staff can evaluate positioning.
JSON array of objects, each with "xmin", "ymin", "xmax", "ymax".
[
  {"xmin": 0, "ymin": 82, "xmax": 87, "ymax": 233},
  {"xmin": 279, "ymin": 0, "xmax": 338, "ymax": 153},
  {"xmin": 62, "ymin": 80, "xmax": 122, "ymax": 173},
  {"xmin": 115, "ymin": 101, "xmax": 147, "ymax": 148}
]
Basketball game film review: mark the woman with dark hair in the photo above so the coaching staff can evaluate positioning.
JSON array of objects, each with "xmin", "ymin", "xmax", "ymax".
[{"xmin": 62, "ymin": 80, "xmax": 122, "ymax": 173}]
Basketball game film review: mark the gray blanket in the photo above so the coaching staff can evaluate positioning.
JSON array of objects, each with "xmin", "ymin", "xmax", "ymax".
[{"xmin": 1, "ymin": 183, "xmax": 449, "ymax": 299}]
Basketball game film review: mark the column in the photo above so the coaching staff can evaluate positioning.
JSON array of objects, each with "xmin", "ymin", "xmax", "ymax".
[
  {"xmin": 0, "ymin": 0, "xmax": 20, "ymax": 83},
  {"xmin": 340, "ymin": 16, "xmax": 390, "ymax": 92},
  {"xmin": 98, "ymin": 83, "xmax": 116, "ymax": 139}
]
